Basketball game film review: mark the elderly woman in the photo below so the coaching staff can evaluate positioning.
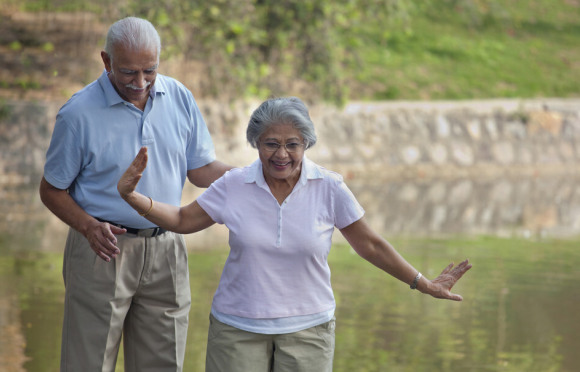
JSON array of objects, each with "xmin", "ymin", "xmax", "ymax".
[{"xmin": 117, "ymin": 97, "xmax": 471, "ymax": 372}]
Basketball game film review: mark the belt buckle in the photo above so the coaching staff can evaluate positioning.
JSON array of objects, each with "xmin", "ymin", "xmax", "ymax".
[{"xmin": 137, "ymin": 228, "xmax": 157, "ymax": 238}]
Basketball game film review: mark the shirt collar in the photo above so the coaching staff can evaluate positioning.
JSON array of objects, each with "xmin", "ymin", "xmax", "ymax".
[
  {"xmin": 244, "ymin": 154, "xmax": 323, "ymax": 187},
  {"xmin": 98, "ymin": 69, "xmax": 165, "ymax": 107}
]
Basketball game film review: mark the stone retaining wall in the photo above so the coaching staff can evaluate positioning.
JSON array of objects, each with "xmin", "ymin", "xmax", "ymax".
[
  {"xmin": 2, "ymin": 98, "xmax": 580, "ymax": 183},
  {"xmin": 1, "ymin": 98, "xmax": 579, "ymax": 247}
]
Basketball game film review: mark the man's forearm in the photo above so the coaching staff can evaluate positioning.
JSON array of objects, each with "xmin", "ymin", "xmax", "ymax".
[
  {"xmin": 39, "ymin": 177, "xmax": 97, "ymax": 236},
  {"xmin": 187, "ymin": 160, "xmax": 234, "ymax": 188}
]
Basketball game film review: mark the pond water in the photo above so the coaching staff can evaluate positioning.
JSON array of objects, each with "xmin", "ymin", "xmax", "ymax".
[{"xmin": 1, "ymin": 234, "xmax": 579, "ymax": 372}]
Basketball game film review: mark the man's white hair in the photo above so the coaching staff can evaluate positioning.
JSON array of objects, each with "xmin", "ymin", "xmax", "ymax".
[{"xmin": 104, "ymin": 17, "xmax": 161, "ymax": 64}]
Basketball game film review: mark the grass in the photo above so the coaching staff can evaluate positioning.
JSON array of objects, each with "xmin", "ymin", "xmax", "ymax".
[
  {"xmin": 1, "ymin": 0, "xmax": 579, "ymax": 101},
  {"xmin": 350, "ymin": 0, "xmax": 580, "ymax": 100}
]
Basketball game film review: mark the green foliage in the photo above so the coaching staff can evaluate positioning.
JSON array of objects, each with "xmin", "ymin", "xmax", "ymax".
[
  {"xmin": 9, "ymin": 40, "xmax": 22, "ymax": 51},
  {"xmin": 0, "ymin": 99, "xmax": 11, "ymax": 120},
  {"xmin": 122, "ymin": 0, "xmax": 414, "ymax": 103},
  {"xmin": 1, "ymin": 0, "xmax": 578, "ymax": 101},
  {"xmin": 19, "ymin": 0, "xmax": 103, "ymax": 12}
]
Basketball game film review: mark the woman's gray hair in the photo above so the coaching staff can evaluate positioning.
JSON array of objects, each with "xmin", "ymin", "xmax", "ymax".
[
  {"xmin": 247, "ymin": 97, "xmax": 317, "ymax": 149},
  {"xmin": 104, "ymin": 17, "xmax": 161, "ymax": 64}
]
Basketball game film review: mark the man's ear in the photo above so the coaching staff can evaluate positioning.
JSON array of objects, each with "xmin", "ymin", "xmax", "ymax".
[{"xmin": 101, "ymin": 51, "xmax": 112, "ymax": 73}]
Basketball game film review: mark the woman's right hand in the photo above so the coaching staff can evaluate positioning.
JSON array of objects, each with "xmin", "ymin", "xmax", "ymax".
[{"xmin": 118, "ymin": 147, "xmax": 148, "ymax": 201}]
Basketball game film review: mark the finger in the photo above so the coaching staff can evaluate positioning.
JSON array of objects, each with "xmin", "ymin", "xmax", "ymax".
[
  {"xmin": 90, "ymin": 242, "xmax": 113, "ymax": 261},
  {"xmin": 140, "ymin": 149, "xmax": 148, "ymax": 170},
  {"xmin": 451, "ymin": 260, "xmax": 472, "ymax": 277},
  {"xmin": 439, "ymin": 262, "xmax": 454, "ymax": 276},
  {"xmin": 96, "ymin": 250, "xmax": 112, "ymax": 262},
  {"xmin": 101, "ymin": 223, "xmax": 119, "ymax": 244},
  {"xmin": 110, "ymin": 225, "xmax": 127, "ymax": 235},
  {"xmin": 131, "ymin": 151, "xmax": 148, "ymax": 175},
  {"xmin": 93, "ymin": 237, "xmax": 119, "ymax": 257},
  {"xmin": 448, "ymin": 293, "xmax": 463, "ymax": 301},
  {"xmin": 95, "ymin": 225, "xmax": 120, "ymax": 256},
  {"xmin": 130, "ymin": 149, "xmax": 144, "ymax": 170}
]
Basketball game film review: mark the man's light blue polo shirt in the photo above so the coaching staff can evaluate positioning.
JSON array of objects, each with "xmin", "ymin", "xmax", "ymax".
[{"xmin": 44, "ymin": 70, "xmax": 216, "ymax": 228}]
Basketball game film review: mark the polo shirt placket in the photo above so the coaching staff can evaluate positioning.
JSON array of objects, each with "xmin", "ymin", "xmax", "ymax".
[{"xmin": 257, "ymin": 176, "xmax": 305, "ymax": 248}]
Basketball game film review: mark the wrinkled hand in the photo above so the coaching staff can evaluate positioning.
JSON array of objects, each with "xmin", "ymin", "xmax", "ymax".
[
  {"xmin": 424, "ymin": 259, "xmax": 472, "ymax": 301},
  {"xmin": 118, "ymin": 147, "xmax": 148, "ymax": 200},
  {"xmin": 85, "ymin": 220, "xmax": 126, "ymax": 262}
]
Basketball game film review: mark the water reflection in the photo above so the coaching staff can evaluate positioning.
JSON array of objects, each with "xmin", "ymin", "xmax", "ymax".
[
  {"xmin": 350, "ymin": 175, "xmax": 580, "ymax": 238},
  {"xmin": 2, "ymin": 174, "xmax": 580, "ymax": 254},
  {"xmin": 1, "ymin": 237, "xmax": 579, "ymax": 372},
  {"xmin": 1, "ymin": 176, "xmax": 580, "ymax": 371}
]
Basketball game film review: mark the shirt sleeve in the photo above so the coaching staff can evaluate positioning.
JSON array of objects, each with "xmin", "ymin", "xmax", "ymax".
[
  {"xmin": 186, "ymin": 95, "xmax": 217, "ymax": 170},
  {"xmin": 333, "ymin": 177, "xmax": 365, "ymax": 229},
  {"xmin": 196, "ymin": 173, "xmax": 228, "ymax": 225},
  {"xmin": 43, "ymin": 113, "xmax": 82, "ymax": 189}
]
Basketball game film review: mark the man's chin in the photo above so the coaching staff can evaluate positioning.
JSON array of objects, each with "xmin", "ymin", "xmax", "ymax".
[{"xmin": 126, "ymin": 90, "xmax": 148, "ymax": 103}]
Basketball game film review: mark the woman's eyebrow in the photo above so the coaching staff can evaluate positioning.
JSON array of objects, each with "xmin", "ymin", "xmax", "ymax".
[{"xmin": 262, "ymin": 137, "xmax": 301, "ymax": 142}]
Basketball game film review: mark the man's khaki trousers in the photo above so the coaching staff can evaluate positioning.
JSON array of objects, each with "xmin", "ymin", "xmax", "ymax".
[{"xmin": 60, "ymin": 228, "xmax": 191, "ymax": 372}]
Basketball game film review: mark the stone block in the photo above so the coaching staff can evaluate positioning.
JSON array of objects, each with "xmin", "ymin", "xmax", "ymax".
[
  {"xmin": 523, "ymin": 206, "xmax": 558, "ymax": 230},
  {"xmin": 467, "ymin": 119, "xmax": 482, "ymax": 140},
  {"xmin": 558, "ymin": 142, "xmax": 576, "ymax": 162},
  {"xmin": 485, "ymin": 117, "xmax": 499, "ymax": 140},
  {"xmin": 504, "ymin": 121, "xmax": 527, "ymax": 139},
  {"xmin": 517, "ymin": 146, "xmax": 534, "ymax": 164},
  {"xmin": 436, "ymin": 114, "xmax": 450, "ymax": 138},
  {"xmin": 492, "ymin": 142, "xmax": 515, "ymax": 165},
  {"xmin": 427, "ymin": 181, "xmax": 447, "ymax": 203},
  {"xmin": 490, "ymin": 180, "xmax": 513, "ymax": 203},
  {"xmin": 451, "ymin": 142, "xmax": 475, "ymax": 166},
  {"xmin": 398, "ymin": 183, "xmax": 419, "ymax": 202},
  {"xmin": 428, "ymin": 143, "xmax": 448, "ymax": 165},
  {"xmin": 400, "ymin": 146, "xmax": 421, "ymax": 166},
  {"xmin": 527, "ymin": 111, "xmax": 563, "ymax": 136},
  {"xmin": 448, "ymin": 180, "xmax": 473, "ymax": 204},
  {"xmin": 536, "ymin": 144, "xmax": 561, "ymax": 164}
]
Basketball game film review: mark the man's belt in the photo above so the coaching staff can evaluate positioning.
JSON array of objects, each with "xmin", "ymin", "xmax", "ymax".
[{"xmin": 95, "ymin": 218, "xmax": 168, "ymax": 238}]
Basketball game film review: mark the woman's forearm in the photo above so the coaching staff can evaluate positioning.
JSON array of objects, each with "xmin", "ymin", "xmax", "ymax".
[
  {"xmin": 122, "ymin": 191, "xmax": 185, "ymax": 231},
  {"xmin": 340, "ymin": 218, "xmax": 432, "ymax": 293},
  {"xmin": 123, "ymin": 192, "xmax": 215, "ymax": 234},
  {"xmin": 361, "ymin": 236, "xmax": 432, "ymax": 293}
]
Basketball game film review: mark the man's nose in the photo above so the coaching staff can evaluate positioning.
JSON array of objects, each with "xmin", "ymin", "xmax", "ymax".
[{"xmin": 133, "ymin": 72, "xmax": 146, "ymax": 88}]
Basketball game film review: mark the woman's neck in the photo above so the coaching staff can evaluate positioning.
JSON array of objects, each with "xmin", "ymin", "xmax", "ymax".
[{"xmin": 263, "ymin": 167, "xmax": 301, "ymax": 205}]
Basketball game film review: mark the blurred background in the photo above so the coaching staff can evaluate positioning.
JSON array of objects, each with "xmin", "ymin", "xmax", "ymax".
[{"xmin": 1, "ymin": 1, "xmax": 579, "ymax": 371}]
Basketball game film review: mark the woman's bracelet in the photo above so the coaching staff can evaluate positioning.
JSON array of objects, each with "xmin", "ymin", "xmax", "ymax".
[
  {"xmin": 410, "ymin": 272, "xmax": 422, "ymax": 290},
  {"xmin": 139, "ymin": 196, "xmax": 154, "ymax": 217}
]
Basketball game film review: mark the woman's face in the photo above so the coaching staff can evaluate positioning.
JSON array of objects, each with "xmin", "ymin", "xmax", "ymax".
[{"xmin": 258, "ymin": 124, "xmax": 305, "ymax": 183}]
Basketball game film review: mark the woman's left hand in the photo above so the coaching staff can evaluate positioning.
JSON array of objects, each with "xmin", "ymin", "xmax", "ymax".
[{"xmin": 422, "ymin": 259, "xmax": 472, "ymax": 301}]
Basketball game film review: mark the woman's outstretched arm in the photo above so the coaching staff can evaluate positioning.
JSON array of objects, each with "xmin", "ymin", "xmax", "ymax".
[
  {"xmin": 117, "ymin": 147, "xmax": 215, "ymax": 234},
  {"xmin": 340, "ymin": 217, "xmax": 471, "ymax": 301}
]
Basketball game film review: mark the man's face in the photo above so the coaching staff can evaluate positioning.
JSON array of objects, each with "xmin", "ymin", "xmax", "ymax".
[{"xmin": 101, "ymin": 44, "xmax": 158, "ymax": 109}]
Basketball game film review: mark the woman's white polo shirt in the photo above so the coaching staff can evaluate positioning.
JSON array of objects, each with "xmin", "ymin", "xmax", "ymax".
[{"xmin": 197, "ymin": 156, "xmax": 365, "ymax": 319}]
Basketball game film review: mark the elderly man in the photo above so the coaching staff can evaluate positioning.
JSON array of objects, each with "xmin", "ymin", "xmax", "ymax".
[{"xmin": 39, "ymin": 17, "xmax": 231, "ymax": 372}]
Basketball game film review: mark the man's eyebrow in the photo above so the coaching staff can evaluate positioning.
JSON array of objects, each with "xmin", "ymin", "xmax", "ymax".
[{"xmin": 118, "ymin": 65, "xmax": 158, "ymax": 73}]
